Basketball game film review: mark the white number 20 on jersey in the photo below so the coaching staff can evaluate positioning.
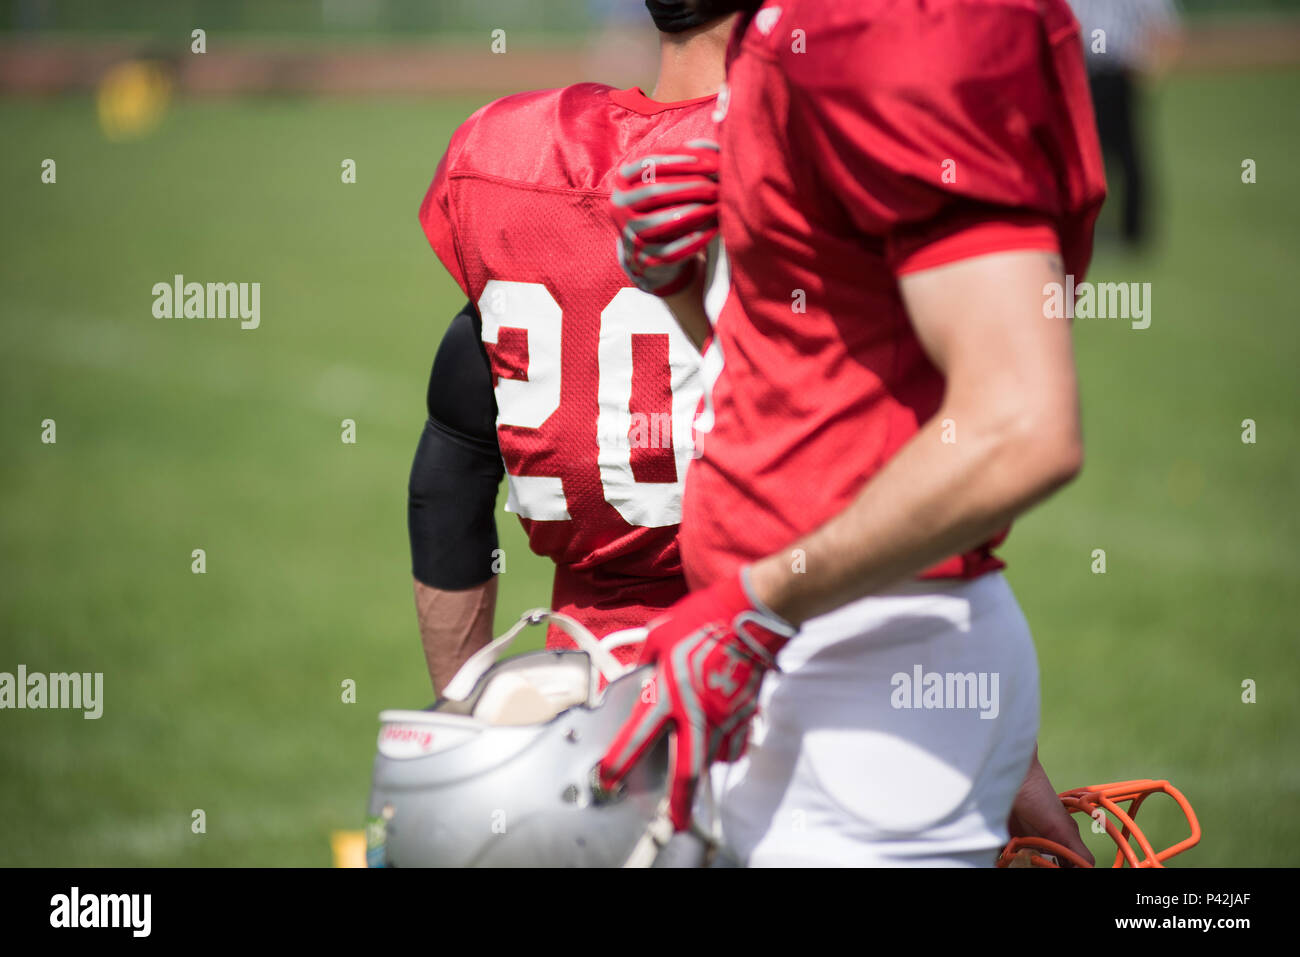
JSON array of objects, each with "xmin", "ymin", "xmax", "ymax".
[{"xmin": 478, "ymin": 280, "xmax": 703, "ymax": 529}]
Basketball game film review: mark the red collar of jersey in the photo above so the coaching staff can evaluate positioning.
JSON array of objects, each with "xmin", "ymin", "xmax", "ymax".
[{"xmin": 609, "ymin": 87, "xmax": 717, "ymax": 116}]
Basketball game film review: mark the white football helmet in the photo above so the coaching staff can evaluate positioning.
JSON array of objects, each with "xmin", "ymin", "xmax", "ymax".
[{"xmin": 366, "ymin": 609, "xmax": 714, "ymax": 867}]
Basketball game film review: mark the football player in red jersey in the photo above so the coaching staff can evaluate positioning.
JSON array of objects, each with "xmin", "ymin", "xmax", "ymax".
[
  {"xmin": 599, "ymin": 0, "xmax": 1110, "ymax": 865},
  {"xmin": 407, "ymin": 4, "xmax": 732, "ymax": 695}
]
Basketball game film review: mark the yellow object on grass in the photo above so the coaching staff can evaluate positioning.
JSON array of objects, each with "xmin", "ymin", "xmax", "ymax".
[
  {"xmin": 96, "ymin": 60, "xmax": 172, "ymax": 142},
  {"xmin": 331, "ymin": 829, "xmax": 367, "ymax": 868}
]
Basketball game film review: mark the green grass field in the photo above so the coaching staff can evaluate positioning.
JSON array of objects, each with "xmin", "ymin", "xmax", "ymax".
[{"xmin": 1, "ymin": 69, "xmax": 1297, "ymax": 866}]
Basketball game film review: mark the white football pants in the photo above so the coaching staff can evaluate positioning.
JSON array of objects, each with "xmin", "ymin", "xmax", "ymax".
[{"xmin": 712, "ymin": 572, "xmax": 1040, "ymax": 867}]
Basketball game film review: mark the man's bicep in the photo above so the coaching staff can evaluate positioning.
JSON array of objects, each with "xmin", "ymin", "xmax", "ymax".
[{"xmin": 898, "ymin": 250, "xmax": 1078, "ymax": 426}]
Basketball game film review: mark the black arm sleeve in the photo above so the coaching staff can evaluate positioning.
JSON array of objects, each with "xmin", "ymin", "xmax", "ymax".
[{"xmin": 408, "ymin": 301, "xmax": 504, "ymax": 590}]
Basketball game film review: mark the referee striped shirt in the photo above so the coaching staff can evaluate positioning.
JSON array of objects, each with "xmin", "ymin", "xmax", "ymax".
[{"xmin": 1067, "ymin": 0, "xmax": 1180, "ymax": 71}]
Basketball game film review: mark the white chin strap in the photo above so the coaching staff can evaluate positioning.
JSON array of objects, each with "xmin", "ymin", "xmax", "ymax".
[
  {"xmin": 622, "ymin": 799, "xmax": 677, "ymax": 868},
  {"xmin": 621, "ymin": 792, "xmax": 723, "ymax": 869},
  {"xmin": 441, "ymin": 609, "xmax": 642, "ymax": 704}
]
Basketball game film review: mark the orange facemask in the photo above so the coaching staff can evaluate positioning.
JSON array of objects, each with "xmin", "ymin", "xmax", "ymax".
[{"xmin": 997, "ymin": 779, "xmax": 1201, "ymax": 868}]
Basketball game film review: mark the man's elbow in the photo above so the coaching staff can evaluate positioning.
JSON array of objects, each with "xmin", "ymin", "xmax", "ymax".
[
  {"xmin": 1039, "ymin": 431, "xmax": 1084, "ymax": 492},
  {"xmin": 1009, "ymin": 416, "xmax": 1084, "ymax": 500},
  {"xmin": 973, "ymin": 393, "xmax": 1083, "ymax": 504}
]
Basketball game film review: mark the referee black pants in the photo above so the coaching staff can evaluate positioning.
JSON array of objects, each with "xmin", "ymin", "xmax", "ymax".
[{"xmin": 1088, "ymin": 68, "xmax": 1146, "ymax": 245}]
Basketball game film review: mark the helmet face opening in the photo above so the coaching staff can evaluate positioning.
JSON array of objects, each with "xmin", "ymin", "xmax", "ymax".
[
  {"xmin": 997, "ymin": 779, "xmax": 1202, "ymax": 868},
  {"xmin": 435, "ymin": 649, "xmax": 598, "ymax": 725}
]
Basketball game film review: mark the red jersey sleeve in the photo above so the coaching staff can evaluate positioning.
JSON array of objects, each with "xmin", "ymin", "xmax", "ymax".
[
  {"xmin": 778, "ymin": 0, "xmax": 1105, "ymax": 278},
  {"xmin": 417, "ymin": 109, "xmax": 485, "ymax": 297}
]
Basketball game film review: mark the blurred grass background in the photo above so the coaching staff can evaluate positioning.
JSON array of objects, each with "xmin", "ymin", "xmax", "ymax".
[
  {"xmin": 0, "ymin": 7, "xmax": 1297, "ymax": 866},
  {"xmin": 1009, "ymin": 69, "xmax": 1300, "ymax": 867}
]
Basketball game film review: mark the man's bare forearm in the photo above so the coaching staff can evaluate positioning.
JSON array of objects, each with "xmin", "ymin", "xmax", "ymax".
[
  {"xmin": 750, "ymin": 391, "xmax": 1080, "ymax": 624},
  {"xmin": 1008, "ymin": 746, "xmax": 1094, "ymax": 866},
  {"xmin": 413, "ymin": 576, "xmax": 498, "ymax": 697}
]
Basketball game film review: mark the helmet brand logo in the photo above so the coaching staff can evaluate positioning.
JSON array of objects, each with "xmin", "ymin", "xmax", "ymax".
[{"xmin": 379, "ymin": 725, "xmax": 435, "ymax": 753}]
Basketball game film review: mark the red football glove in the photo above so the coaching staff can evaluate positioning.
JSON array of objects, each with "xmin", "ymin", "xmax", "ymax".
[
  {"xmin": 597, "ymin": 567, "xmax": 796, "ymax": 830},
  {"xmin": 609, "ymin": 139, "xmax": 720, "ymax": 296}
]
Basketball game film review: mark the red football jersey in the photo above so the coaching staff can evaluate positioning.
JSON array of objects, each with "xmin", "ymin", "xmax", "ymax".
[
  {"xmin": 682, "ymin": 0, "xmax": 1106, "ymax": 588},
  {"xmin": 419, "ymin": 84, "xmax": 716, "ymax": 650}
]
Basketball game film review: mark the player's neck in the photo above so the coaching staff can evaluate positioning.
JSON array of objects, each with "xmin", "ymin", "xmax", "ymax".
[{"xmin": 650, "ymin": 17, "xmax": 732, "ymax": 103}]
